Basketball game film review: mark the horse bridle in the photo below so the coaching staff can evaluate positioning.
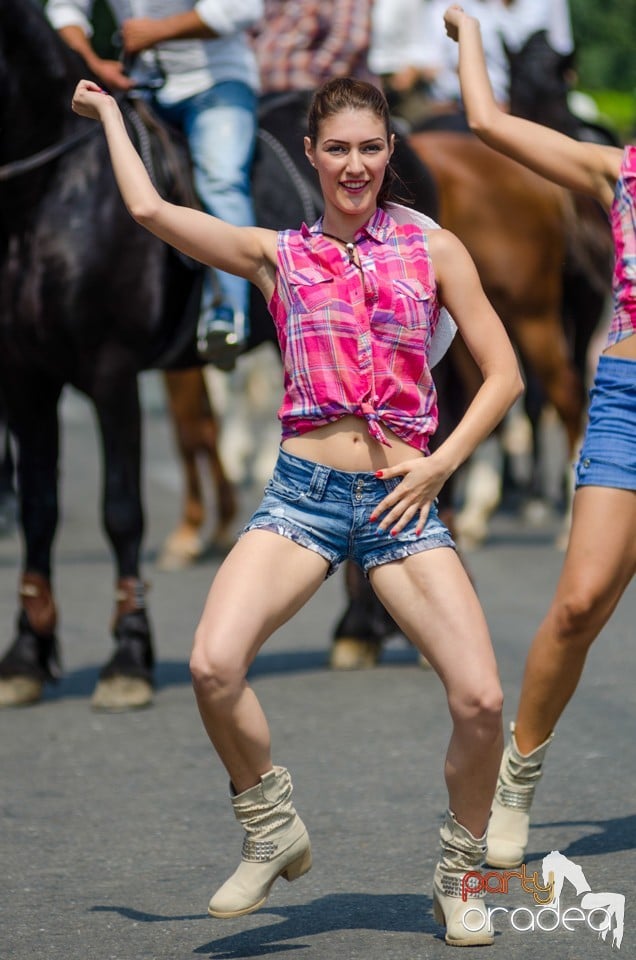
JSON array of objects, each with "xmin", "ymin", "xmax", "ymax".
[
  {"xmin": 0, "ymin": 126, "xmax": 100, "ymax": 182},
  {"xmin": 0, "ymin": 50, "xmax": 162, "ymax": 184},
  {"xmin": 0, "ymin": 96, "xmax": 159, "ymax": 185},
  {"xmin": 0, "ymin": 93, "xmax": 323, "ymax": 227}
]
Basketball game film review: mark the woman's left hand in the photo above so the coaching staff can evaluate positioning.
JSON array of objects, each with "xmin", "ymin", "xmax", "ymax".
[
  {"xmin": 370, "ymin": 456, "xmax": 450, "ymax": 535},
  {"xmin": 443, "ymin": 5, "xmax": 468, "ymax": 42},
  {"xmin": 71, "ymin": 79, "xmax": 115, "ymax": 120}
]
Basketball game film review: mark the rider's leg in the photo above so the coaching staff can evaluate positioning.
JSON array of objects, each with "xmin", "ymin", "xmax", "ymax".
[{"xmin": 182, "ymin": 82, "xmax": 258, "ymax": 368}]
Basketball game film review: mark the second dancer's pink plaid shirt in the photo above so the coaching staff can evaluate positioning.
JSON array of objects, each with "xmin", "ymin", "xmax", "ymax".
[
  {"xmin": 268, "ymin": 207, "xmax": 442, "ymax": 452},
  {"xmin": 609, "ymin": 145, "xmax": 636, "ymax": 348}
]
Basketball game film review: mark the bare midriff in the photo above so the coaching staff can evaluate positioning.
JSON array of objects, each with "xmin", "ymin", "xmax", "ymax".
[
  {"xmin": 604, "ymin": 330, "xmax": 636, "ymax": 360},
  {"xmin": 282, "ymin": 415, "xmax": 426, "ymax": 472}
]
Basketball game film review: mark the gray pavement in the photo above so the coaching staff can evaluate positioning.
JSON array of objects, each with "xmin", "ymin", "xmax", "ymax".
[{"xmin": 1, "ymin": 375, "xmax": 634, "ymax": 960}]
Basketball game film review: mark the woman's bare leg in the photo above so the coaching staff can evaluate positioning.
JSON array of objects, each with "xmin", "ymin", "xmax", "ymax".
[
  {"xmin": 190, "ymin": 530, "xmax": 329, "ymax": 792},
  {"xmin": 514, "ymin": 485, "xmax": 636, "ymax": 754},
  {"xmin": 370, "ymin": 547, "xmax": 503, "ymax": 838}
]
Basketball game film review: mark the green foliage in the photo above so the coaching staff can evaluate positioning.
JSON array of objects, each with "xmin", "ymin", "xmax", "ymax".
[
  {"xmin": 570, "ymin": 0, "xmax": 636, "ymax": 91},
  {"xmin": 581, "ymin": 89, "xmax": 636, "ymax": 140},
  {"xmin": 91, "ymin": 0, "xmax": 118, "ymax": 58}
]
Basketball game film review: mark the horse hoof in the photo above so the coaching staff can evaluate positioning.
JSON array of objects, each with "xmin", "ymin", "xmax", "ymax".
[
  {"xmin": 212, "ymin": 525, "xmax": 237, "ymax": 553},
  {"xmin": 91, "ymin": 676, "xmax": 153, "ymax": 712},
  {"xmin": 156, "ymin": 529, "xmax": 205, "ymax": 571},
  {"xmin": 0, "ymin": 675, "xmax": 44, "ymax": 707},
  {"xmin": 329, "ymin": 637, "xmax": 381, "ymax": 670}
]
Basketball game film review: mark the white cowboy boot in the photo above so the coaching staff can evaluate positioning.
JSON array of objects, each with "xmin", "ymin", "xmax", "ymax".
[
  {"xmin": 208, "ymin": 766, "xmax": 311, "ymax": 918},
  {"xmin": 433, "ymin": 810, "xmax": 494, "ymax": 946},
  {"xmin": 487, "ymin": 723, "xmax": 554, "ymax": 869}
]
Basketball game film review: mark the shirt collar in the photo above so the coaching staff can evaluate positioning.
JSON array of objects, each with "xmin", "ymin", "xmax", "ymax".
[{"xmin": 302, "ymin": 206, "xmax": 397, "ymax": 244}]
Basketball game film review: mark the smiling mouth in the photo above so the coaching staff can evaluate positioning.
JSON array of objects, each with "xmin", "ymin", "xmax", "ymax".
[{"xmin": 341, "ymin": 180, "xmax": 369, "ymax": 192}]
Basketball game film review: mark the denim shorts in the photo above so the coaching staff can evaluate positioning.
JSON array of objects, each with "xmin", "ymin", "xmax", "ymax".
[
  {"xmin": 243, "ymin": 448, "xmax": 455, "ymax": 577},
  {"xmin": 575, "ymin": 355, "xmax": 636, "ymax": 491}
]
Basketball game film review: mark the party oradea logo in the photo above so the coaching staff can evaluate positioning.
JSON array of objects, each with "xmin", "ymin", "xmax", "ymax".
[{"xmin": 460, "ymin": 850, "xmax": 625, "ymax": 948}]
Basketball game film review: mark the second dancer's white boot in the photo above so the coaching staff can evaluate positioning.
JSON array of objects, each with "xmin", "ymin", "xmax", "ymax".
[
  {"xmin": 208, "ymin": 766, "xmax": 312, "ymax": 918},
  {"xmin": 487, "ymin": 723, "xmax": 554, "ymax": 868}
]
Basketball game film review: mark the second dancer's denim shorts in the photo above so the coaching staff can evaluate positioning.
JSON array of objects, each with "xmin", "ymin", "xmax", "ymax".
[
  {"xmin": 575, "ymin": 354, "xmax": 636, "ymax": 491},
  {"xmin": 243, "ymin": 447, "xmax": 455, "ymax": 577}
]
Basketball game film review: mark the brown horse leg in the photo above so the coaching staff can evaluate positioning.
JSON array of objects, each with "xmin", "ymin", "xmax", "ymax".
[
  {"xmin": 514, "ymin": 311, "xmax": 586, "ymax": 513},
  {"xmin": 513, "ymin": 313, "xmax": 586, "ymax": 545},
  {"xmin": 158, "ymin": 369, "xmax": 238, "ymax": 570},
  {"xmin": 516, "ymin": 315, "xmax": 585, "ymax": 457}
]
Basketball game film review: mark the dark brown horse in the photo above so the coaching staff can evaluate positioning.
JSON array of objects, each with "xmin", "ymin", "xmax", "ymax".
[{"xmin": 0, "ymin": 0, "xmax": 219, "ymax": 709}]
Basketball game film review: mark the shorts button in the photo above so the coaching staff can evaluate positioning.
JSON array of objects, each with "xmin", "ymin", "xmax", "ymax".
[{"xmin": 583, "ymin": 458, "xmax": 591, "ymax": 468}]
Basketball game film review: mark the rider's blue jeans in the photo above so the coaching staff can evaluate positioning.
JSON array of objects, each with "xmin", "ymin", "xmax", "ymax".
[{"xmin": 154, "ymin": 81, "xmax": 258, "ymax": 325}]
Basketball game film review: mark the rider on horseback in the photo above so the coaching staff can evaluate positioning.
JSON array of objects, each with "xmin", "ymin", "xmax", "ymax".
[{"xmin": 48, "ymin": 0, "xmax": 264, "ymax": 371}]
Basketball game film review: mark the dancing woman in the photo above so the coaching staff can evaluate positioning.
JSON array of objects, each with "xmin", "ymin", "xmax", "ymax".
[
  {"xmin": 445, "ymin": 4, "xmax": 636, "ymax": 868},
  {"xmin": 72, "ymin": 74, "xmax": 522, "ymax": 943}
]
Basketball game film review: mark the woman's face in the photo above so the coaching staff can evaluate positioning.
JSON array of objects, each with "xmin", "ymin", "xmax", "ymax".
[{"xmin": 304, "ymin": 108, "xmax": 394, "ymax": 221}]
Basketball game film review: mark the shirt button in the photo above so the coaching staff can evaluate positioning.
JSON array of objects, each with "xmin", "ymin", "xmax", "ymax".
[{"xmin": 583, "ymin": 458, "xmax": 591, "ymax": 468}]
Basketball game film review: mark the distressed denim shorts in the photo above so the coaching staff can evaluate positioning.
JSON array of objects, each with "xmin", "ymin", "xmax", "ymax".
[
  {"xmin": 243, "ymin": 447, "xmax": 455, "ymax": 577},
  {"xmin": 574, "ymin": 355, "xmax": 636, "ymax": 491}
]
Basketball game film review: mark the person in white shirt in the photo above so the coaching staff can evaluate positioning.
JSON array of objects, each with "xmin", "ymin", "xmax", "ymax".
[
  {"xmin": 369, "ymin": 0, "xmax": 438, "ymax": 126},
  {"xmin": 422, "ymin": 0, "xmax": 573, "ymax": 114},
  {"xmin": 424, "ymin": 0, "xmax": 509, "ymax": 110},
  {"xmin": 47, "ymin": 0, "xmax": 264, "ymax": 370},
  {"xmin": 494, "ymin": 0, "xmax": 573, "ymax": 57}
]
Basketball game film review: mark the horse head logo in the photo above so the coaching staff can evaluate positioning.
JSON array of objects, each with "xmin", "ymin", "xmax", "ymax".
[{"xmin": 542, "ymin": 851, "xmax": 625, "ymax": 949}]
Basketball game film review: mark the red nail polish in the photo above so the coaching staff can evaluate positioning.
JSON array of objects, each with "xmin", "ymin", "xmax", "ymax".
[
  {"xmin": 369, "ymin": 514, "xmax": 377, "ymax": 522},
  {"xmin": 375, "ymin": 470, "xmax": 383, "ymax": 478},
  {"xmin": 390, "ymin": 529, "xmax": 397, "ymax": 537}
]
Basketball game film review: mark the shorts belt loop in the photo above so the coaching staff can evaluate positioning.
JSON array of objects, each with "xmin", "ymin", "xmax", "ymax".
[{"xmin": 308, "ymin": 463, "xmax": 330, "ymax": 500}]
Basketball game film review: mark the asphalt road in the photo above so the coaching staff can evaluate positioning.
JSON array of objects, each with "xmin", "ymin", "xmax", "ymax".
[{"xmin": 1, "ymin": 374, "xmax": 634, "ymax": 960}]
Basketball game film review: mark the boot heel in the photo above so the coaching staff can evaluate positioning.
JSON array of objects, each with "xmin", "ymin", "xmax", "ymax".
[
  {"xmin": 208, "ymin": 766, "xmax": 312, "ymax": 917},
  {"xmin": 432, "ymin": 892, "xmax": 444, "ymax": 925},
  {"xmin": 282, "ymin": 847, "xmax": 312, "ymax": 882}
]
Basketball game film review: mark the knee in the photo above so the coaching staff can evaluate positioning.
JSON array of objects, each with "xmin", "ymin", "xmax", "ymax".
[
  {"xmin": 189, "ymin": 626, "xmax": 245, "ymax": 703},
  {"xmin": 550, "ymin": 586, "xmax": 604, "ymax": 646},
  {"xmin": 449, "ymin": 681, "xmax": 504, "ymax": 737}
]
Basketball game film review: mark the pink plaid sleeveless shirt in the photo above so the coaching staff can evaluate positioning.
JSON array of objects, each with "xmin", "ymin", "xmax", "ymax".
[
  {"xmin": 608, "ymin": 145, "xmax": 636, "ymax": 348},
  {"xmin": 268, "ymin": 207, "xmax": 441, "ymax": 452}
]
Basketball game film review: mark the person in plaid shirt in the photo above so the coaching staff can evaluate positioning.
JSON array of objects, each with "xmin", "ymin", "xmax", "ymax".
[
  {"xmin": 251, "ymin": 0, "xmax": 376, "ymax": 94},
  {"xmin": 445, "ymin": 4, "xmax": 636, "ymax": 874},
  {"xmin": 70, "ymin": 71, "xmax": 522, "ymax": 944}
]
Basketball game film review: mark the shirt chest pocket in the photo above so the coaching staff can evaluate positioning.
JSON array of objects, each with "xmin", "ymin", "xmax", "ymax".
[
  {"xmin": 390, "ymin": 277, "xmax": 434, "ymax": 331},
  {"xmin": 288, "ymin": 268, "xmax": 334, "ymax": 313}
]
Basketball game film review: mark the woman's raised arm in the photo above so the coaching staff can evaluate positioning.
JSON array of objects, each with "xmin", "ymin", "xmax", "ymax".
[
  {"xmin": 71, "ymin": 80, "xmax": 276, "ymax": 292},
  {"xmin": 443, "ymin": 6, "xmax": 621, "ymax": 209}
]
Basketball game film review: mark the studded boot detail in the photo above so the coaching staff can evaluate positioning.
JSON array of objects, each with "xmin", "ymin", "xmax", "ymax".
[
  {"xmin": 433, "ymin": 809, "xmax": 494, "ymax": 946},
  {"xmin": 208, "ymin": 766, "xmax": 311, "ymax": 919},
  {"xmin": 486, "ymin": 723, "xmax": 554, "ymax": 868}
]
